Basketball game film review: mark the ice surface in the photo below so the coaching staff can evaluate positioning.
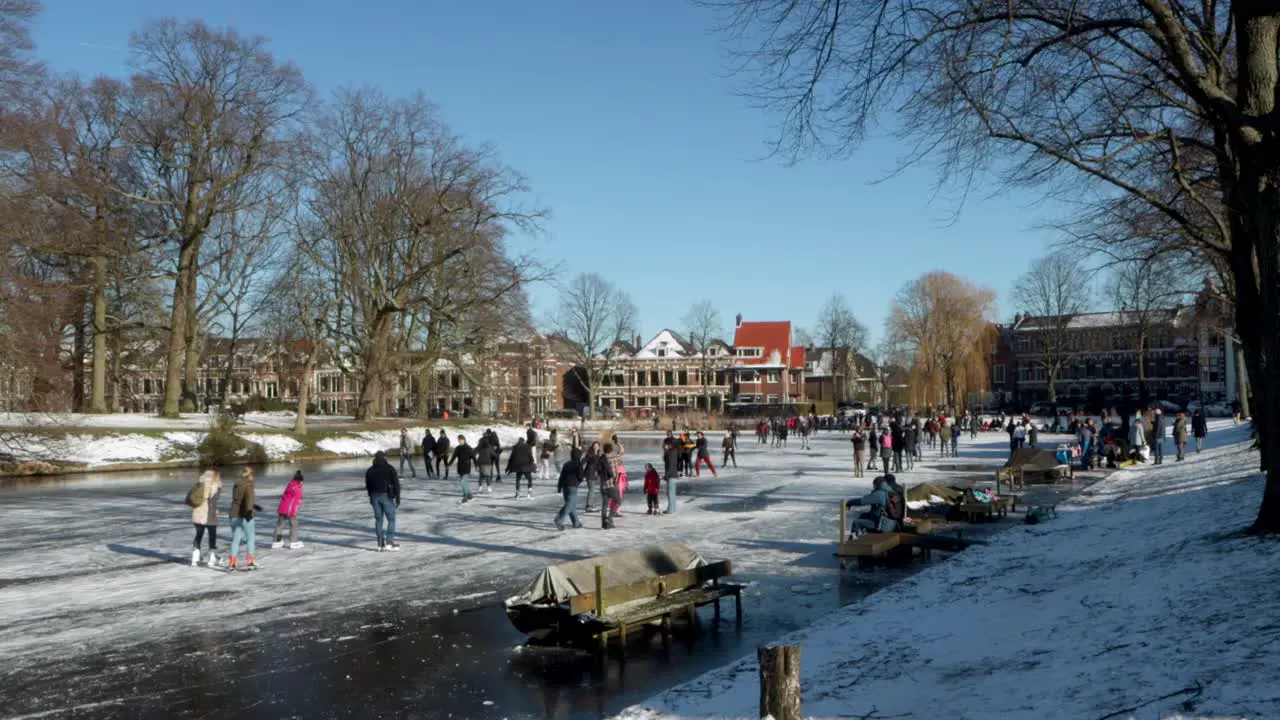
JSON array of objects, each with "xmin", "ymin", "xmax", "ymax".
[{"xmin": 614, "ymin": 420, "xmax": 1280, "ymax": 720}]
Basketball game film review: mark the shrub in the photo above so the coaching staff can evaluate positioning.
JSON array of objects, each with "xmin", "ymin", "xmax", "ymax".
[{"xmin": 198, "ymin": 412, "xmax": 267, "ymax": 468}]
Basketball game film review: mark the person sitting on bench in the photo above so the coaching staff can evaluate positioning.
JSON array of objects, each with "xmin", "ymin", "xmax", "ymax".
[{"xmin": 845, "ymin": 474, "xmax": 906, "ymax": 538}]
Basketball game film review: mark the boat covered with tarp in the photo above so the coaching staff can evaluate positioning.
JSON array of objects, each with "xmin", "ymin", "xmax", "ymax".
[
  {"xmin": 1001, "ymin": 447, "xmax": 1072, "ymax": 484},
  {"xmin": 504, "ymin": 543, "xmax": 705, "ymax": 636}
]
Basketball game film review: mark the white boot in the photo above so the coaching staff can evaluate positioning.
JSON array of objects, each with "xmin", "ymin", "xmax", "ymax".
[
  {"xmin": 271, "ymin": 540, "xmax": 285, "ymax": 549},
  {"xmin": 191, "ymin": 548, "xmax": 201, "ymax": 566},
  {"xmin": 207, "ymin": 551, "xmax": 220, "ymax": 568},
  {"xmin": 288, "ymin": 541, "xmax": 304, "ymax": 549}
]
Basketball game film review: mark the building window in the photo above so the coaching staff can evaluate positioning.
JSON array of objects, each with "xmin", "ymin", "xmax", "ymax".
[
  {"xmin": 656, "ymin": 348, "xmax": 667, "ymax": 357},
  {"xmin": 739, "ymin": 370, "xmax": 760, "ymax": 383},
  {"xmin": 993, "ymin": 364, "xmax": 1005, "ymax": 384},
  {"xmin": 766, "ymin": 371, "xmax": 780, "ymax": 383},
  {"xmin": 736, "ymin": 347, "xmax": 763, "ymax": 358}
]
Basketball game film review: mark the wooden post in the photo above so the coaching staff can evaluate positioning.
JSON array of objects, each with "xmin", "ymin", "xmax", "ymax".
[
  {"xmin": 758, "ymin": 645, "xmax": 801, "ymax": 720},
  {"xmin": 839, "ymin": 501, "xmax": 847, "ymax": 545},
  {"xmin": 594, "ymin": 565, "xmax": 604, "ymax": 617}
]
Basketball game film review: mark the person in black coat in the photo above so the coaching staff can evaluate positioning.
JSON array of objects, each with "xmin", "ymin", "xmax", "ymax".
[
  {"xmin": 421, "ymin": 430, "xmax": 436, "ymax": 479},
  {"xmin": 554, "ymin": 447, "xmax": 584, "ymax": 530},
  {"xmin": 506, "ymin": 437, "xmax": 536, "ymax": 498},
  {"xmin": 475, "ymin": 436, "xmax": 495, "ymax": 493},
  {"xmin": 487, "ymin": 429, "xmax": 503, "ymax": 479},
  {"xmin": 661, "ymin": 435, "xmax": 680, "ymax": 514},
  {"xmin": 1191, "ymin": 410, "xmax": 1208, "ymax": 453},
  {"xmin": 364, "ymin": 451, "xmax": 401, "ymax": 551},
  {"xmin": 433, "ymin": 430, "xmax": 451, "ymax": 478},
  {"xmin": 449, "ymin": 435, "xmax": 477, "ymax": 502}
]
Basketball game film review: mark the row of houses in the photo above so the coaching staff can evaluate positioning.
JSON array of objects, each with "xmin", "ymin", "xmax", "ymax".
[
  {"xmin": 984, "ymin": 290, "xmax": 1241, "ymax": 410},
  {"xmin": 83, "ymin": 318, "xmax": 827, "ymax": 419}
]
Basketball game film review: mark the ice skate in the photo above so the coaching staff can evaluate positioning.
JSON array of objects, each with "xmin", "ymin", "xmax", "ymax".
[
  {"xmin": 244, "ymin": 554, "xmax": 257, "ymax": 571},
  {"xmin": 386, "ymin": 541, "xmax": 401, "ymax": 552},
  {"xmin": 524, "ymin": 490, "xmax": 533, "ymax": 499},
  {"xmin": 271, "ymin": 540, "xmax": 285, "ymax": 549},
  {"xmin": 288, "ymin": 541, "xmax": 304, "ymax": 549},
  {"xmin": 228, "ymin": 556, "xmax": 238, "ymax": 570},
  {"xmin": 377, "ymin": 540, "xmax": 386, "ymax": 552},
  {"xmin": 190, "ymin": 548, "xmax": 201, "ymax": 566}
]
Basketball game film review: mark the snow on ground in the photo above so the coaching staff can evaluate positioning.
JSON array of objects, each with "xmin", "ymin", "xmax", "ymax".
[
  {"xmin": 0, "ymin": 426, "xmax": 1032, "ymax": 683},
  {"xmin": 616, "ymin": 419, "xmax": 1280, "ymax": 720},
  {"xmin": 0, "ymin": 411, "xmax": 352, "ymax": 430},
  {"xmin": 1, "ymin": 412, "xmax": 533, "ymax": 467}
]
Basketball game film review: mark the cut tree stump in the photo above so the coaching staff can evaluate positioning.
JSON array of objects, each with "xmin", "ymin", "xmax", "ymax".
[{"xmin": 758, "ymin": 644, "xmax": 801, "ymax": 720}]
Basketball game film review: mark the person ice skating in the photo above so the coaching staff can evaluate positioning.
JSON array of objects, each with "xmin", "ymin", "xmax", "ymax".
[
  {"xmin": 1192, "ymin": 409, "xmax": 1207, "ymax": 453},
  {"xmin": 526, "ymin": 424, "xmax": 538, "ymax": 448},
  {"xmin": 950, "ymin": 422, "xmax": 961, "ymax": 458},
  {"xmin": 433, "ymin": 430, "xmax": 451, "ymax": 479},
  {"xmin": 694, "ymin": 431, "xmax": 718, "ymax": 478},
  {"xmin": 722, "ymin": 430, "xmax": 738, "ymax": 468},
  {"xmin": 271, "ymin": 471, "xmax": 305, "ymax": 549},
  {"xmin": 228, "ymin": 467, "xmax": 263, "ymax": 570},
  {"xmin": 851, "ymin": 428, "xmax": 866, "ymax": 478},
  {"xmin": 598, "ymin": 446, "xmax": 620, "ymax": 530},
  {"xmin": 488, "ymin": 429, "xmax": 503, "ymax": 480},
  {"xmin": 1173, "ymin": 412, "xmax": 1188, "ymax": 461},
  {"xmin": 449, "ymin": 434, "xmax": 476, "ymax": 502},
  {"xmin": 507, "ymin": 436, "xmax": 536, "ymax": 498},
  {"xmin": 539, "ymin": 430, "xmax": 559, "ymax": 483},
  {"xmin": 421, "ymin": 430, "xmax": 436, "ymax": 479},
  {"xmin": 475, "ymin": 435, "xmax": 495, "ymax": 494},
  {"xmin": 680, "ymin": 432, "xmax": 696, "ymax": 477},
  {"xmin": 188, "ymin": 470, "xmax": 223, "ymax": 567},
  {"xmin": 582, "ymin": 441, "xmax": 604, "ymax": 513},
  {"xmin": 554, "ymin": 448, "xmax": 585, "ymax": 530},
  {"xmin": 643, "ymin": 463, "xmax": 661, "ymax": 515},
  {"xmin": 879, "ymin": 427, "xmax": 892, "ymax": 472},
  {"xmin": 606, "ymin": 436, "xmax": 627, "ymax": 517},
  {"xmin": 365, "ymin": 450, "xmax": 401, "ymax": 551},
  {"xmin": 398, "ymin": 428, "xmax": 417, "ymax": 478},
  {"xmin": 662, "ymin": 434, "xmax": 680, "ymax": 514},
  {"xmin": 1152, "ymin": 408, "xmax": 1167, "ymax": 464}
]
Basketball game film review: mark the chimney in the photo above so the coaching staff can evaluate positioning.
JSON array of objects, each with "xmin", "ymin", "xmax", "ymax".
[
  {"xmin": 735, "ymin": 313, "xmax": 743, "ymax": 328},
  {"xmin": 635, "ymin": 334, "xmax": 642, "ymax": 349}
]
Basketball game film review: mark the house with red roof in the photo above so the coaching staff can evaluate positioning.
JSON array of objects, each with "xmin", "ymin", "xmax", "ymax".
[{"xmin": 730, "ymin": 316, "xmax": 807, "ymax": 406}]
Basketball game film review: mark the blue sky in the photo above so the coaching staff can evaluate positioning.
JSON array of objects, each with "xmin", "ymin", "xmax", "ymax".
[{"xmin": 34, "ymin": 0, "xmax": 1065, "ymax": 346}]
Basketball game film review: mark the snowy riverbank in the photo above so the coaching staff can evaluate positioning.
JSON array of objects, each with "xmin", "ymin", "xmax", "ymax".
[
  {"xmin": 0, "ymin": 412, "xmax": 532, "ymax": 472},
  {"xmin": 617, "ymin": 419, "xmax": 1275, "ymax": 720}
]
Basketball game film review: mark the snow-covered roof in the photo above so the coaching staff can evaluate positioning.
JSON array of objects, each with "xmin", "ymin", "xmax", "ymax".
[{"xmin": 1014, "ymin": 307, "xmax": 1191, "ymax": 332}]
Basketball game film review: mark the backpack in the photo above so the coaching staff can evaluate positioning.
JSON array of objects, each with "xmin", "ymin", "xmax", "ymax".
[
  {"xmin": 184, "ymin": 483, "xmax": 204, "ymax": 508},
  {"xmin": 885, "ymin": 490, "xmax": 905, "ymax": 523}
]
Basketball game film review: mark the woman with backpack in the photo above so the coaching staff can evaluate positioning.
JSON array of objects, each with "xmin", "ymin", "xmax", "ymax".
[
  {"xmin": 187, "ymin": 470, "xmax": 223, "ymax": 567},
  {"xmin": 228, "ymin": 467, "xmax": 264, "ymax": 570},
  {"xmin": 271, "ymin": 471, "xmax": 305, "ymax": 549}
]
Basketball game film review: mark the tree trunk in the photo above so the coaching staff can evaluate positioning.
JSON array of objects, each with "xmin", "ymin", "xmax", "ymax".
[
  {"xmin": 161, "ymin": 243, "xmax": 197, "ymax": 417},
  {"xmin": 182, "ymin": 277, "xmax": 201, "ymax": 412},
  {"xmin": 294, "ymin": 347, "xmax": 317, "ymax": 434},
  {"xmin": 1136, "ymin": 330, "xmax": 1148, "ymax": 404},
  {"xmin": 757, "ymin": 645, "xmax": 802, "ymax": 720},
  {"xmin": 109, "ymin": 335, "xmax": 121, "ymax": 412},
  {"xmin": 1235, "ymin": 343, "xmax": 1251, "ymax": 418},
  {"xmin": 71, "ymin": 291, "xmax": 87, "ymax": 413},
  {"xmin": 1230, "ymin": 3, "xmax": 1280, "ymax": 534},
  {"xmin": 354, "ymin": 312, "xmax": 395, "ymax": 422},
  {"xmin": 88, "ymin": 256, "xmax": 109, "ymax": 413},
  {"xmin": 1045, "ymin": 365, "xmax": 1058, "ymax": 404}
]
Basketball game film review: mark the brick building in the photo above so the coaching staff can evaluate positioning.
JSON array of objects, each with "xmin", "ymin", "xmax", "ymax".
[
  {"xmin": 729, "ymin": 319, "xmax": 806, "ymax": 407},
  {"xmin": 593, "ymin": 329, "xmax": 736, "ymax": 413}
]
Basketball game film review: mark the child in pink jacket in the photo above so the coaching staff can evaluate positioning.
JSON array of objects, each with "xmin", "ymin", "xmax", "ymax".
[{"xmin": 271, "ymin": 471, "xmax": 305, "ymax": 549}]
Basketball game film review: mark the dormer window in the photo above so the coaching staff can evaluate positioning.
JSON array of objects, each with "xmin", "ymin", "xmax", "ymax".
[
  {"xmin": 736, "ymin": 347, "xmax": 763, "ymax": 358},
  {"xmin": 657, "ymin": 348, "xmax": 667, "ymax": 357}
]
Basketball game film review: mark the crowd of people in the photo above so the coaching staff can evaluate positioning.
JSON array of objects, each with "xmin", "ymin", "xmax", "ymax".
[{"xmin": 182, "ymin": 404, "xmax": 1219, "ymax": 567}]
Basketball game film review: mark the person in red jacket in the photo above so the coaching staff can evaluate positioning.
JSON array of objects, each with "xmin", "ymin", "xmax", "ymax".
[
  {"xmin": 271, "ymin": 471, "xmax": 305, "ymax": 549},
  {"xmin": 643, "ymin": 463, "xmax": 661, "ymax": 515}
]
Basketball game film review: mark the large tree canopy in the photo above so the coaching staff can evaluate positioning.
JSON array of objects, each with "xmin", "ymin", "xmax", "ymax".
[{"xmin": 707, "ymin": 0, "xmax": 1280, "ymax": 534}]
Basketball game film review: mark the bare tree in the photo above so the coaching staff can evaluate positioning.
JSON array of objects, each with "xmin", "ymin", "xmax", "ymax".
[
  {"xmin": 888, "ymin": 272, "xmax": 995, "ymax": 410},
  {"xmin": 553, "ymin": 272, "xmax": 636, "ymax": 415},
  {"xmin": 299, "ymin": 87, "xmax": 543, "ymax": 422},
  {"xmin": 814, "ymin": 292, "xmax": 867, "ymax": 402},
  {"xmin": 682, "ymin": 299, "xmax": 725, "ymax": 412},
  {"xmin": 1107, "ymin": 257, "xmax": 1192, "ymax": 404},
  {"xmin": 124, "ymin": 19, "xmax": 310, "ymax": 416},
  {"xmin": 704, "ymin": 0, "xmax": 1280, "ymax": 531},
  {"xmin": 1013, "ymin": 252, "xmax": 1088, "ymax": 404}
]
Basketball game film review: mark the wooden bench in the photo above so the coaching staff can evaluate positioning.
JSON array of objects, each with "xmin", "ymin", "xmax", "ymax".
[
  {"xmin": 956, "ymin": 495, "xmax": 1017, "ymax": 523},
  {"xmin": 568, "ymin": 560, "xmax": 744, "ymax": 652}
]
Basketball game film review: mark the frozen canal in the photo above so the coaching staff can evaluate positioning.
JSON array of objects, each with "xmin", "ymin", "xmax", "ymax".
[{"xmin": 0, "ymin": 430, "xmax": 1051, "ymax": 719}]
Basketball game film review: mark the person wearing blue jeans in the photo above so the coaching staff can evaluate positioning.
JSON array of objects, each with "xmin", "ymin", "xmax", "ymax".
[
  {"xmin": 365, "ymin": 451, "xmax": 401, "ymax": 551},
  {"xmin": 554, "ymin": 452, "xmax": 584, "ymax": 530}
]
